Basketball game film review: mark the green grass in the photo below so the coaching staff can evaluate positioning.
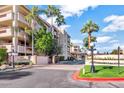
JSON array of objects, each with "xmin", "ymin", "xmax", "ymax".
[{"xmin": 79, "ymin": 65, "xmax": 124, "ymax": 78}]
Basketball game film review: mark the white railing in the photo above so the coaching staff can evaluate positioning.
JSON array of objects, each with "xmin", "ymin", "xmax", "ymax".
[
  {"xmin": 17, "ymin": 29, "xmax": 29, "ymax": 41},
  {"xmin": 0, "ymin": 11, "xmax": 12, "ymax": 21},
  {"xmin": 0, "ymin": 27, "xmax": 12, "ymax": 37},
  {"xmin": 18, "ymin": 45, "xmax": 32, "ymax": 54},
  {"xmin": 0, "ymin": 27, "xmax": 29, "ymax": 41},
  {"xmin": 18, "ymin": 13, "xmax": 29, "ymax": 26},
  {"xmin": 0, "ymin": 44, "xmax": 32, "ymax": 54}
]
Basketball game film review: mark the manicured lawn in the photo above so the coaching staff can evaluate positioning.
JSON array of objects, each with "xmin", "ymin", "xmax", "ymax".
[{"xmin": 79, "ymin": 65, "xmax": 124, "ymax": 78}]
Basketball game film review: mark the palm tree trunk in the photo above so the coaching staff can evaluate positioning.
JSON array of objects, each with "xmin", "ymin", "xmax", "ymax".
[
  {"xmin": 88, "ymin": 33, "xmax": 91, "ymax": 49},
  {"xmin": 31, "ymin": 20, "xmax": 34, "ymax": 56},
  {"xmin": 24, "ymin": 34, "xmax": 27, "ymax": 56},
  {"xmin": 51, "ymin": 17, "xmax": 54, "ymax": 34},
  {"xmin": 32, "ymin": 30, "xmax": 34, "ymax": 56}
]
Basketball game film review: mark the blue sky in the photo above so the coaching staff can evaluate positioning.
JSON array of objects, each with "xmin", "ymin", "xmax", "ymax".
[{"xmin": 28, "ymin": 5, "xmax": 124, "ymax": 52}]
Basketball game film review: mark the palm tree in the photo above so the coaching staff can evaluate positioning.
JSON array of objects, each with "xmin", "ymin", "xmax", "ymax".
[
  {"xmin": 83, "ymin": 36, "xmax": 97, "ymax": 49},
  {"xmin": 41, "ymin": 5, "xmax": 65, "ymax": 56},
  {"xmin": 24, "ymin": 27, "xmax": 31, "ymax": 56},
  {"xmin": 81, "ymin": 20, "xmax": 99, "ymax": 49},
  {"xmin": 55, "ymin": 12, "xmax": 65, "ymax": 26},
  {"xmin": 42, "ymin": 5, "xmax": 65, "ymax": 32},
  {"xmin": 25, "ymin": 6, "xmax": 39, "ymax": 56}
]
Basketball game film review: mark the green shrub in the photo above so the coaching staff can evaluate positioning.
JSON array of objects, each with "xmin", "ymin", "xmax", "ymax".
[
  {"xmin": 14, "ymin": 61, "xmax": 30, "ymax": 65},
  {"xmin": 59, "ymin": 56, "xmax": 65, "ymax": 61},
  {"xmin": 0, "ymin": 48, "xmax": 7, "ymax": 65}
]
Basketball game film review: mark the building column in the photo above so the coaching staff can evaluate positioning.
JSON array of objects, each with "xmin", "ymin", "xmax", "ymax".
[{"xmin": 12, "ymin": 5, "xmax": 18, "ymax": 54}]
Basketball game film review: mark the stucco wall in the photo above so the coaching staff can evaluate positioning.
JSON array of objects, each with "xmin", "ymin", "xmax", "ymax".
[{"xmin": 85, "ymin": 54, "xmax": 124, "ymax": 65}]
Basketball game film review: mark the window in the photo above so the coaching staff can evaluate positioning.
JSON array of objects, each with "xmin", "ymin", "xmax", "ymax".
[
  {"xmin": 74, "ymin": 49, "xmax": 77, "ymax": 51},
  {"xmin": 0, "ymin": 14, "xmax": 6, "ymax": 18},
  {"xmin": 0, "ymin": 30, "xmax": 6, "ymax": 33}
]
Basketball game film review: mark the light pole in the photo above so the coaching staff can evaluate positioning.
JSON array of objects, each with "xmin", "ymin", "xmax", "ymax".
[
  {"xmin": 24, "ymin": 33, "xmax": 27, "ymax": 56},
  {"xmin": 118, "ymin": 46, "xmax": 120, "ymax": 68},
  {"xmin": 11, "ymin": 45, "xmax": 15, "ymax": 69},
  {"xmin": 89, "ymin": 42, "xmax": 96, "ymax": 73}
]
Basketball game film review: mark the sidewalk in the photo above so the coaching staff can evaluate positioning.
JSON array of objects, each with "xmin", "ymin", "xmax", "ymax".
[{"xmin": 0, "ymin": 65, "xmax": 32, "ymax": 72}]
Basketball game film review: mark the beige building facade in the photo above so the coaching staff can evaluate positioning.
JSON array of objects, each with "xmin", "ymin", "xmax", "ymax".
[
  {"xmin": 0, "ymin": 5, "xmax": 32, "ymax": 55},
  {"xmin": 0, "ymin": 5, "xmax": 70, "ymax": 60}
]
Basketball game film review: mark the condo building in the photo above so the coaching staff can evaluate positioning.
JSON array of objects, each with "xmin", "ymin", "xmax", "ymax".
[
  {"xmin": 0, "ymin": 5, "xmax": 32, "ymax": 56},
  {"xmin": 59, "ymin": 29, "xmax": 71, "ymax": 60},
  {"xmin": 0, "ymin": 5, "xmax": 70, "ymax": 58},
  {"xmin": 70, "ymin": 43, "xmax": 83, "ymax": 60}
]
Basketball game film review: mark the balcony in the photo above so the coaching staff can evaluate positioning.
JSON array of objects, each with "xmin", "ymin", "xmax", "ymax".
[
  {"xmin": 18, "ymin": 45, "xmax": 32, "ymax": 54},
  {"xmin": 0, "ymin": 6, "xmax": 12, "ymax": 12},
  {"xmin": 0, "ymin": 10, "xmax": 30, "ymax": 28},
  {"xmin": 0, "ymin": 10, "xmax": 12, "ymax": 23},
  {"xmin": 0, "ymin": 43, "xmax": 32, "ymax": 54},
  {"xmin": 17, "ymin": 29, "xmax": 29, "ymax": 41},
  {"xmin": 18, "ymin": 13, "xmax": 30, "ymax": 27},
  {"xmin": 0, "ymin": 27, "xmax": 29, "ymax": 41},
  {"xmin": 0, "ymin": 27, "xmax": 13, "ymax": 38}
]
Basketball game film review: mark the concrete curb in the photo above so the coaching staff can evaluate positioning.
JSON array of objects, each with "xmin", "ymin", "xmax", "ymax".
[{"xmin": 72, "ymin": 71, "xmax": 124, "ymax": 82}]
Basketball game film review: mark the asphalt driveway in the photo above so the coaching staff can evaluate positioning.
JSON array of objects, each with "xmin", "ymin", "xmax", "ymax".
[{"xmin": 0, "ymin": 65, "xmax": 124, "ymax": 88}]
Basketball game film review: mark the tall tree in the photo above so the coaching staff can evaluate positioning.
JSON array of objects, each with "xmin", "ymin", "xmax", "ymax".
[
  {"xmin": 111, "ymin": 49, "xmax": 123, "ymax": 54},
  {"xmin": 41, "ymin": 5, "xmax": 65, "ymax": 55},
  {"xmin": 41, "ymin": 5, "xmax": 65, "ymax": 30},
  {"xmin": 83, "ymin": 36, "xmax": 97, "ymax": 49},
  {"xmin": 25, "ymin": 6, "xmax": 39, "ymax": 56},
  {"xmin": 81, "ymin": 20, "xmax": 99, "ymax": 49},
  {"xmin": 34, "ymin": 27, "xmax": 53, "ymax": 55},
  {"xmin": 24, "ymin": 27, "xmax": 31, "ymax": 56},
  {"xmin": 55, "ymin": 12, "xmax": 65, "ymax": 26}
]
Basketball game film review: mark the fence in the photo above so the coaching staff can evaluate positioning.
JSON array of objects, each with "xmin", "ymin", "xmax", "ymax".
[
  {"xmin": 85, "ymin": 54, "xmax": 124, "ymax": 65},
  {"xmin": 36, "ymin": 56, "xmax": 49, "ymax": 65},
  {"xmin": 8, "ymin": 55, "xmax": 49, "ymax": 65}
]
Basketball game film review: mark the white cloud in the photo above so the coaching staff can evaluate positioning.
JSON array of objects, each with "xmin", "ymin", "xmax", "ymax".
[
  {"xmin": 39, "ymin": 14, "xmax": 57, "ymax": 25},
  {"xmin": 97, "ymin": 36, "xmax": 112, "ymax": 43},
  {"xmin": 96, "ymin": 36, "xmax": 120, "ymax": 52},
  {"xmin": 39, "ymin": 14, "xmax": 71, "ymax": 30},
  {"xmin": 102, "ymin": 15, "xmax": 124, "ymax": 32},
  {"xmin": 40, "ymin": 5, "xmax": 98, "ymax": 20},
  {"xmin": 112, "ymin": 43, "xmax": 124, "ymax": 49},
  {"xmin": 71, "ymin": 39, "xmax": 82, "ymax": 44},
  {"xmin": 96, "ymin": 41, "xmax": 124, "ymax": 53},
  {"xmin": 96, "ymin": 44, "xmax": 118, "ymax": 52},
  {"xmin": 71, "ymin": 39, "xmax": 83, "ymax": 48},
  {"xmin": 60, "ymin": 5, "xmax": 98, "ymax": 18},
  {"xmin": 59, "ymin": 25, "xmax": 71, "ymax": 30},
  {"xmin": 103, "ymin": 15, "xmax": 118, "ymax": 22},
  {"xmin": 109, "ymin": 40, "xmax": 119, "ymax": 43}
]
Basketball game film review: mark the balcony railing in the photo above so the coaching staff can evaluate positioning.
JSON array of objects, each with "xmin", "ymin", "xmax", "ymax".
[
  {"xmin": 0, "ymin": 10, "xmax": 12, "ymax": 21},
  {"xmin": 0, "ymin": 43, "xmax": 32, "ymax": 54},
  {"xmin": 18, "ymin": 13, "xmax": 29, "ymax": 26},
  {"xmin": 0, "ymin": 27, "xmax": 12, "ymax": 37},
  {"xmin": 18, "ymin": 45, "xmax": 32, "ymax": 54},
  {"xmin": 0, "ymin": 27, "xmax": 29, "ymax": 41},
  {"xmin": 17, "ymin": 29, "xmax": 29, "ymax": 41},
  {"xmin": 0, "ymin": 10, "xmax": 30, "ymax": 26}
]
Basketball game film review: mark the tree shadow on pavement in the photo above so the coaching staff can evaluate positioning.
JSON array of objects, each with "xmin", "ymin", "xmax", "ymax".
[{"xmin": 0, "ymin": 71, "xmax": 33, "ymax": 80}]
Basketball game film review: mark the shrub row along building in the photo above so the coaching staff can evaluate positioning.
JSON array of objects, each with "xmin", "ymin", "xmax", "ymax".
[{"xmin": 0, "ymin": 5, "xmax": 71, "ymax": 61}]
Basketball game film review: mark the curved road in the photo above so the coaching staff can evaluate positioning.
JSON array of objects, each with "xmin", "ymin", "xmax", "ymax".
[{"xmin": 0, "ymin": 65, "xmax": 124, "ymax": 88}]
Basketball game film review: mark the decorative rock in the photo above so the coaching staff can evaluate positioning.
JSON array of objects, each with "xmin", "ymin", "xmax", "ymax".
[{"xmin": 0, "ymin": 64, "xmax": 8, "ymax": 70}]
